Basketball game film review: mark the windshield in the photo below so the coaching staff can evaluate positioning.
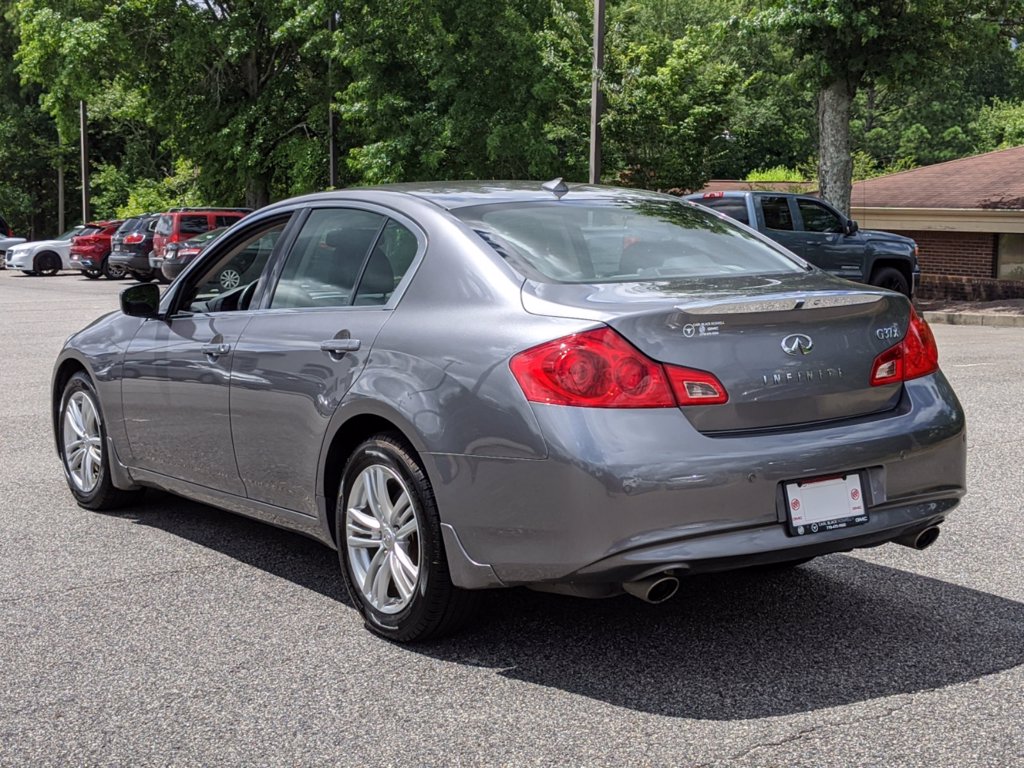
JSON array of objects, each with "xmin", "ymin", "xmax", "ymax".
[
  {"xmin": 57, "ymin": 227, "xmax": 83, "ymax": 240},
  {"xmin": 454, "ymin": 198, "xmax": 805, "ymax": 284}
]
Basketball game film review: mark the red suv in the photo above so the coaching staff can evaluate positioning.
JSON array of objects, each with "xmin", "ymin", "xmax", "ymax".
[
  {"xmin": 150, "ymin": 208, "xmax": 251, "ymax": 280},
  {"xmin": 70, "ymin": 221, "xmax": 126, "ymax": 279}
]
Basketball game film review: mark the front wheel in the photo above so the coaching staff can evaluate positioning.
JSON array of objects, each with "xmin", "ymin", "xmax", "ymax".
[
  {"xmin": 34, "ymin": 252, "xmax": 61, "ymax": 276},
  {"xmin": 58, "ymin": 372, "xmax": 141, "ymax": 510},
  {"xmin": 82, "ymin": 268, "xmax": 102, "ymax": 280},
  {"xmin": 870, "ymin": 266, "xmax": 910, "ymax": 297},
  {"xmin": 337, "ymin": 434, "xmax": 478, "ymax": 642}
]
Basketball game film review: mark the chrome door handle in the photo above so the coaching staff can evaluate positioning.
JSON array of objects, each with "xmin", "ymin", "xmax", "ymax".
[
  {"xmin": 201, "ymin": 343, "xmax": 231, "ymax": 357},
  {"xmin": 320, "ymin": 338, "xmax": 361, "ymax": 354}
]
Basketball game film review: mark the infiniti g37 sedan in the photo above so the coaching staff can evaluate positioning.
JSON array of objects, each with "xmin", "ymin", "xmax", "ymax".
[{"xmin": 52, "ymin": 182, "xmax": 966, "ymax": 641}]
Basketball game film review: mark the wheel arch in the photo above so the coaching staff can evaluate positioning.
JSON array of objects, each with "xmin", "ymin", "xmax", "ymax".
[
  {"xmin": 52, "ymin": 357, "xmax": 90, "ymax": 454},
  {"xmin": 318, "ymin": 404, "xmax": 428, "ymax": 547}
]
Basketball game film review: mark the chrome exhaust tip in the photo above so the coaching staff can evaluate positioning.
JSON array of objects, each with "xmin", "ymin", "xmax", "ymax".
[
  {"xmin": 623, "ymin": 574, "xmax": 680, "ymax": 604},
  {"xmin": 895, "ymin": 526, "xmax": 941, "ymax": 550}
]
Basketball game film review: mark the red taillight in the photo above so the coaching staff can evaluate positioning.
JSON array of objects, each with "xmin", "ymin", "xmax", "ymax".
[
  {"xmin": 510, "ymin": 327, "xmax": 728, "ymax": 408},
  {"xmin": 702, "ymin": 191, "xmax": 725, "ymax": 199},
  {"xmin": 124, "ymin": 233, "xmax": 144, "ymax": 244},
  {"xmin": 871, "ymin": 307, "xmax": 939, "ymax": 386}
]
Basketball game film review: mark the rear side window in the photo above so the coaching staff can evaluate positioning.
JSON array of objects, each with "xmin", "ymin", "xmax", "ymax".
[
  {"xmin": 215, "ymin": 214, "xmax": 243, "ymax": 228},
  {"xmin": 179, "ymin": 215, "xmax": 210, "ymax": 235},
  {"xmin": 760, "ymin": 197, "xmax": 794, "ymax": 231},
  {"xmin": 455, "ymin": 198, "xmax": 802, "ymax": 284},
  {"xmin": 271, "ymin": 208, "xmax": 387, "ymax": 308},
  {"xmin": 702, "ymin": 198, "xmax": 749, "ymax": 225}
]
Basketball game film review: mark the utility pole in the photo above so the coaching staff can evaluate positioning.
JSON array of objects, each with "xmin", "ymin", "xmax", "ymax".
[
  {"xmin": 79, "ymin": 101, "xmax": 90, "ymax": 223},
  {"xmin": 327, "ymin": 10, "xmax": 339, "ymax": 189},
  {"xmin": 588, "ymin": 0, "xmax": 605, "ymax": 185},
  {"xmin": 57, "ymin": 133, "xmax": 65, "ymax": 233}
]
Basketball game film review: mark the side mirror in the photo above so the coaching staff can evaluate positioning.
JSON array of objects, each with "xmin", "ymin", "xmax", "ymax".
[
  {"xmin": 120, "ymin": 283, "xmax": 161, "ymax": 318},
  {"xmin": 845, "ymin": 219, "xmax": 859, "ymax": 236}
]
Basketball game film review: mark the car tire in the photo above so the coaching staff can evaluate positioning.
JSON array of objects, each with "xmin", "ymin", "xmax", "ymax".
[
  {"xmin": 34, "ymin": 251, "xmax": 61, "ymax": 276},
  {"xmin": 102, "ymin": 258, "xmax": 128, "ymax": 280},
  {"xmin": 82, "ymin": 268, "xmax": 102, "ymax": 280},
  {"xmin": 870, "ymin": 266, "xmax": 910, "ymax": 297},
  {"xmin": 337, "ymin": 434, "xmax": 478, "ymax": 642},
  {"xmin": 21, "ymin": 270, "xmax": 37, "ymax": 276},
  {"xmin": 130, "ymin": 271, "xmax": 156, "ymax": 283},
  {"xmin": 58, "ymin": 372, "xmax": 141, "ymax": 511},
  {"xmin": 156, "ymin": 271, "xmax": 171, "ymax": 285}
]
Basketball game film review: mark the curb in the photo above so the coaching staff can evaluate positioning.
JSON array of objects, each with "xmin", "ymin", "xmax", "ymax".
[{"xmin": 922, "ymin": 311, "xmax": 1024, "ymax": 328}]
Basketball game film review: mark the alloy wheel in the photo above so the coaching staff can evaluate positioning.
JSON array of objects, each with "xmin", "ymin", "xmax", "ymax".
[
  {"xmin": 345, "ymin": 464, "xmax": 421, "ymax": 614},
  {"xmin": 219, "ymin": 268, "xmax": 242, "ymax": 290},
  {"xmin": 62, "ymin": 391, "xmax": 104, "ymax": 493}
]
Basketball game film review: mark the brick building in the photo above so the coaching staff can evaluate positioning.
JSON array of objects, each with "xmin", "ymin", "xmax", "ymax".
[{"xmin": 850, "ymin": 146, "xmax": 1024, "ymax": 300}]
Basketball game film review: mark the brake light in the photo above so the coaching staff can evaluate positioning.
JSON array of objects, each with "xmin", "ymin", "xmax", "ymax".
[
  {"xmin": 124, "ymin": 233, "xmax": 144, "ymax": 245},
  {"xmin": 702, "ymin": 192, "xmax": 725, "ymax": 199},
  {"xmin": 510, "ymin": 327, "xmax": 728, "ymax": 408},
  {"xmin": 870, "ymin": 307, "xmax": 939, "ymax": 386}
]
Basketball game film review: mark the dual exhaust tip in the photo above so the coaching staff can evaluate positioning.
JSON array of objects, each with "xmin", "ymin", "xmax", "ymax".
[
  {"xmin": 622, "ymin": 526, "xmax": 941, "ymax": 603},
  {"xmin": 618, "ymin": 528, "xmax": 937, "ymax": 606}
]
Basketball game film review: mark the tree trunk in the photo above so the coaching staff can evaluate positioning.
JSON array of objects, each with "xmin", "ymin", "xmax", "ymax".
[
  {"xmin": 817, "ymin": 78, "xmax": 856, "ymax": 217},
  {"xmin": 245, "ymin": 175, "xmax": 271, "ymax": 210}
]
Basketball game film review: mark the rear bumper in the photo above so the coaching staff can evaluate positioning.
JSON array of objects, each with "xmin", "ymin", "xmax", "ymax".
[
  {"xmin": 427, "ymin": 372, "xmax": 966, "ymax": 588},
  {"xmin": 109, "ymin": 250, "xmax": 152, "ymax": 272}
]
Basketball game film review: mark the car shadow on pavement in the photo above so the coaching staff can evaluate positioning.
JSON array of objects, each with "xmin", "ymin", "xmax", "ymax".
[{"xmin": 126, "ymin": 493, "xmax": 1024, "ymax": 721}]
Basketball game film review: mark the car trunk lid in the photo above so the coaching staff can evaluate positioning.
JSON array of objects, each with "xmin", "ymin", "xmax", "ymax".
[{"xmin": 522, "ymin": 274, "xmax": 909, "ymax": 432}]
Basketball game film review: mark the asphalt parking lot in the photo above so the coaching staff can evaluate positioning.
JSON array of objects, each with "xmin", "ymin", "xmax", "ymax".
[{"xmin": 1, "ymin": 269, "xmax": 1022, "ymax": 767}]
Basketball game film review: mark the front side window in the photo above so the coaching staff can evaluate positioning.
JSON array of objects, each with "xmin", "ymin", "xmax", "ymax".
[
  {"xmin": 454, "ymin": 198, "xmax": 802, "ymax": 284},
  {"xmin": 182, "ymin": 220, "xmax": 287, "ymax": 312},
  {"xmin": 797, "ymin": 200, "xmax": 844, "ymax": 233}
]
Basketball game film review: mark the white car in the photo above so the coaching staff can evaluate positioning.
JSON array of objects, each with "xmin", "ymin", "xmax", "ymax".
[
  {"xmin": 5, "ymin": 227, "xmax": 84, "ymax": 276},
  {"xmin": 0, "ymin": 236, "xmax": 27, "ymax": 269}
]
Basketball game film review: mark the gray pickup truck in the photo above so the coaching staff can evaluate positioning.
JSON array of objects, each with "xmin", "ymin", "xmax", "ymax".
[{"xmin": 684, "ymin": 190, "xmax": 920, "ymax": 297}]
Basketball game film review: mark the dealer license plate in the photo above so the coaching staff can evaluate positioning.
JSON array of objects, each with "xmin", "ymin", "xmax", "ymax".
[{"xmin": 785, "ymin": 473, "xmax": 868, "ymax": 536}]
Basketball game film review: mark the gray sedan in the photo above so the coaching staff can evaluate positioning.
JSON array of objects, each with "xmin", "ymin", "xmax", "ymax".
[{"xmin": 51, "ymin": 182, "xmax": 966, "ymax": 641}]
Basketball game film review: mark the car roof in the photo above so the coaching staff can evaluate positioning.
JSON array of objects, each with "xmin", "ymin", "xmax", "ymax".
[{"xmin": 259, "ymin": 181, "xmax": 682, "ymax": 214}]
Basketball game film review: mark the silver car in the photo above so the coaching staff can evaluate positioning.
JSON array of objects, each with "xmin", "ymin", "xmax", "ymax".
[{"xmin": 52, "ymin": 182, "xmax": 966, "ymax": 641}]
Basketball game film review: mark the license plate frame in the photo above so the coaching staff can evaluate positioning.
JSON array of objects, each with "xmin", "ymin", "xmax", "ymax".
[{"xmin": 784, "ymin": 472, "xmax": 869, "ymax": 536}]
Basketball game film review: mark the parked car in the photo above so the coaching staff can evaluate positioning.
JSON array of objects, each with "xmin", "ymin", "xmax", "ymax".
[
  {"xmin": 0, "ymin": 235, "xmax": 27, "ymax": 269},
  {"xmin": 5, "ymin": 226, "xmax": 85, "ymax": 275},
  {"xmin": 150, "ymin": 208, "xmax": 251, "ymax": 281},
  {"xmin": 52, "ymin": 181, "xmax": 965, "ymax": 642},
  {"xmin": 159, "ymin": 226, "xmax": 227, "ymax": 281},
  {"xmin": 69, "ymin": 220, "xmax": 125, "ymax": 279},
  {"xmin": 684, "ymin": 191, "xmax": 920, "ymax": 296},
  {"xmin": 108, "ymin": 215, "xmax": 160, "ymax": 281}
]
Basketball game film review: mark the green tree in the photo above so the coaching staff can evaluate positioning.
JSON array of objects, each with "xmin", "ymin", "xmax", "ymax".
[{"xmin": 759, "ymin": 1, "xmax": 1024, "ymax": 215}]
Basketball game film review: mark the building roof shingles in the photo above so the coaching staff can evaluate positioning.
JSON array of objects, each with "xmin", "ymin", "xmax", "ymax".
[{"xmin": 851, "ymin": 145, "xmax": 1024, "ymax": 210}]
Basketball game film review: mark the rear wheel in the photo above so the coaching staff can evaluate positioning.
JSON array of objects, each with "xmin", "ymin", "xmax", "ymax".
[
  {"xmin": 337, "ymin": 434, "xmax": 478, "ymax": 642},
  {"xmin": 82, "ymin": 267, "xmax": 102, "ymax": 280},
  {"xmin": 870, "ymin": 266, "xmax": 910, "ymax": 297},
  {"xmin": 130, "ymin": 271, "xmax": 156, "ymax": 283},
  {"xmin": 58, "ymin": 372, "xmax": 141, "ymax": 510},
  {"xmin": 102, "ymin": 258, "xmax": 128, "ymax": 280},
  {"xmin": 34, "ymin": 251, "xmax": 61, "ymax": 276}
]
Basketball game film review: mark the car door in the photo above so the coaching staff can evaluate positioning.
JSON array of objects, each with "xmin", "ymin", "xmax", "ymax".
[
  {"xmin": 756, "ymin": 195, "xmax": 804, "ymax": 254},
  {"xmin": 793, "ymin": 197, "xmax": 865, "ymax": 280},
  {"xmin": 120, "ymin": 216, "xmax": 293, "ymax": 494},
  {"xmin": 230, "ymin": 206, "xmax": 423, "ymax": 516}
]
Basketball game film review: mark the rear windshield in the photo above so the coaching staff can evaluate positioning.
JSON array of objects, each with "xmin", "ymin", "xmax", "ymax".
[
  {"xmin": 117, "ymin": 218, "xmax": 140, "ymax": 233},
  {"xmin": 155, "ymin": 215, "xmax": 173, "ymax": 236},
  {"xmin": 454, "ymin": 198, "xmax": 803, "ymax": 284},
  {"xmin": 76, "ymin": 227, "xmax": 100, "ymax": 237}
]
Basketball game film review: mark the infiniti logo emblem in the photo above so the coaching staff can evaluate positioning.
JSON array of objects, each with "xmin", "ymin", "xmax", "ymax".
[{"xmin": 781, "ymin": 333, "xmax": 814, "ymax": 356}]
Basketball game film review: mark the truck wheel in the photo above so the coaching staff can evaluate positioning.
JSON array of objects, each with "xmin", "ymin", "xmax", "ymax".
[{"xmin": 870, "ymin": 267, "xmax": 910, "ymax": 297}]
